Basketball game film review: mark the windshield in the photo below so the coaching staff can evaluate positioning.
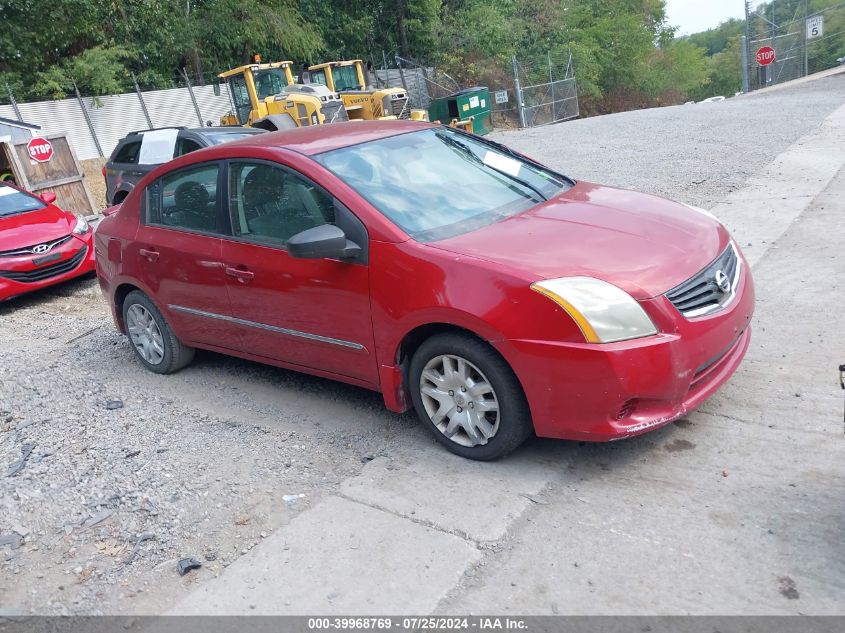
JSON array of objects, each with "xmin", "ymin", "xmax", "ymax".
[
  {"xmin": 0, "ymin": 184, "xmax": 46, "ymax": 218},
  {"xmin": 314, "ymin": 128, "xmax": 571, "ymax": 241},
  {"xmin": 332, "ymin": 65, "xmax": 361, "ymax": 91},
  {"xmin": 253, "ymin": 68, "xmax": 289, "ymax": 99}
]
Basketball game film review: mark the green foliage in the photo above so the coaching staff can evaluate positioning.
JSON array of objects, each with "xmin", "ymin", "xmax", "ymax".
[
  {"xmin": 14, "ymin": 0, "xmax": 821, "ymax": 114},
  {"xmin": 684, "ymin": 18, "xmax": 745, "ymax": 56},
  {"xmin": 34, "ymin": 46, "xmax": 133, "ymax": 100}
]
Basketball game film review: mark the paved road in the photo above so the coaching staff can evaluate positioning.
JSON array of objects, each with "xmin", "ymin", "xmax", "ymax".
[{"xmin": 1, "ymin": 74, "xmax": 843, "ymax": 616}]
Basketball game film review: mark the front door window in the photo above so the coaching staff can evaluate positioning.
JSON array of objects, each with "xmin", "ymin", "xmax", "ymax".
[{"xmin": 228, "ymin": 161, "xmax": 335, "ymax": 246}]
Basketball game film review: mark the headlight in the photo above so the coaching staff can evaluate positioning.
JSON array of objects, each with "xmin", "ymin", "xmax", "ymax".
[
  {"xmin": 73, "ymin": 215, "xmax": 90, "ymax": 235},
  {"xmin": 530, "ymin": 277, "xmax": 657, "ymax": 343}
]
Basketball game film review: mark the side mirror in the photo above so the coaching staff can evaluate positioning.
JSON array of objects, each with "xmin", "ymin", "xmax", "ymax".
[
  {"xmin": 40, "ymin": 191, "xmax": 57, "ymax": 204},
  {"xmin": 287, "ymin": 224, "xmax": 362, "ymax": 261}
]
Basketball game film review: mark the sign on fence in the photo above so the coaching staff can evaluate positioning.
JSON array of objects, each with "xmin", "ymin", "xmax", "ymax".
[
  {"xmin": 756, "ymin": 46, "xmax": 776, "ymax": 66},
  {"xmin": 494, "ymin": 90, "xmax": 509, "ymax": 104},
  {"xmin": 27, "ymin": 137, "xmax": 54, "ymax": 163},
  {"xmin": 806, "ymin": 16, "xmax": 824, "ymax": 39}
]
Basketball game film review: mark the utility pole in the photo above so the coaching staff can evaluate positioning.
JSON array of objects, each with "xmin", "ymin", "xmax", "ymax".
[
  {"xmin": 803, "ymin": 0, "xmax": 809, "ymax": 76},
  {"xmin": 512, "ymin": 55, "xmax": 526, "ymax": 129},
  {"xmin": 768, "ymin": 3, "xmax": 776, "ymax": 85},
  {"xmin": 743, "ymin": 1, "xmax": 751, "ymax": 92}
]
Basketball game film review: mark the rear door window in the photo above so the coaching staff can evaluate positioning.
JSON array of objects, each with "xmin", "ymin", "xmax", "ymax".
[
  {"xmin": 113, "ymin": 140, "xmax": 142, "ymax": 165},
  {"xmin": 145, "ymin": 163, "xmax": 227, "ymax": 235}
]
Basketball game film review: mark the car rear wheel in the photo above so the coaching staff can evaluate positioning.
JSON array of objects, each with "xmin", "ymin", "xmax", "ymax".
[
  {"xmin": 122, "ymin": 290, "xmax": 194, "ymax": 374},
  {"xmin": 409, "ymin": 332, "xmax": 532, "ymax": 460}
]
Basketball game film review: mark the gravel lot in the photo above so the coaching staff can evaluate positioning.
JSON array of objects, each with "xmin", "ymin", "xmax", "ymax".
[
  {"xmin": 492, "ymin": 73, "xmax": 845, "ymax": 209},
  {"xmin": 1, "ymin": 73, "xmax": 843, "ymax": 615}
]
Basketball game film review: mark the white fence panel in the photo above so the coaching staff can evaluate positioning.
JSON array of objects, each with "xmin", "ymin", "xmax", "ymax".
[
  {"xmin": 89, "ymin": 92, "xmax": 150, "ymax": 160},
  {"xmin": 193, "ymin": 85, "xmax": 234, "ymax": 126},
  {"xmin": 0, "ymin": 99, "xmax": 101, "ymax": 160},
  {"xmin": 142, "ymin": 86, "xmax": 202, "ymax": 130}
]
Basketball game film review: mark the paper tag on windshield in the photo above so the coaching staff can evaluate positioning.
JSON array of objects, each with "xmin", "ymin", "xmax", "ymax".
[
  {"xmin": 483, "ymin": 151, "xmax": 522, "ymax": 177},
  {"xmin": 138, "ymin": 129, "xmax": 179, "ymax": 165},
  {"xmin": 0, "ymin": 186, "xmax": 16, "ymax": 197}
]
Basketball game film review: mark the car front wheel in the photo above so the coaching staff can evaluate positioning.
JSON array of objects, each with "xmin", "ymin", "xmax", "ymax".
[
  {"xmin": 122, "ymin": 290, "xmax": 194, "ymax": 374},
  {"xmin": 409, "ymin": 332, "xmax": 532, "ymax": 460}
]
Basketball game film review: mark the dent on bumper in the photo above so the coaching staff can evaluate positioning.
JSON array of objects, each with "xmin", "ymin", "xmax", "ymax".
[{"xmin": 500, "ymin": 324, "xmax": 752, "ymax": 442}]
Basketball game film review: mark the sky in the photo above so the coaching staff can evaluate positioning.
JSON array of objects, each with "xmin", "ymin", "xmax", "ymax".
[{"xmin": 665, "ymin": 0, "xmax": 747, "ymax": 36}]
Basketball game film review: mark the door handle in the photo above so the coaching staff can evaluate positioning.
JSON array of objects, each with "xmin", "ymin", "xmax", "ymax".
[
  {"xmin": 225, "ymin": 266, "xmax": 254, "ymax": 282},
  {"xmin": 139, "ymin": 248, "xmax": 159, "ymax": 262}
]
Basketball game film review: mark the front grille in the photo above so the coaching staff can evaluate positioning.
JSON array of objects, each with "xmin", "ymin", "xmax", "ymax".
[
  {"xmin": 0, "ymin": 245, "xmax": 87, "ymax": 283},
  {"xmin": 0, "ymin": 234, "xmax": 73, "ymax": 257},
  {"xmin": 389, "ymin": 95, "xmax": 410, "ymax": 119},
  {"xmin": 666, "ymin": 243, "xmax": 741, "ymax": 318}
]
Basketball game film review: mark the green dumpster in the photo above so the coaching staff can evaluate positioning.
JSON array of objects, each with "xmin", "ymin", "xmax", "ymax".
[{"xmin": 428, "ymin": 87, "xmax": 493, "ymax": 135}]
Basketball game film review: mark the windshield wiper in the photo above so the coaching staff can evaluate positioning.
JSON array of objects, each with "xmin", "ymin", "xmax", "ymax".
[{"xmin": 436, "ymin": 132, "xmax": 547, "ymax": 202}]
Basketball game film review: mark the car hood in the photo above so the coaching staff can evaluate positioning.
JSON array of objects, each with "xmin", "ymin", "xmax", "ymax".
[
  {"xmin": 429, "ymin": 181, "xmax": 730, "ymax": 299},
  {"xmin": 0, "ymin": 205, "xmax": 76, "ymax": 250}
]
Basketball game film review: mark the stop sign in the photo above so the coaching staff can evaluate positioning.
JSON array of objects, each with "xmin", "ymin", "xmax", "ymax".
[
  {"xmin": 756, "ymin": 46, "xmax": 776, "ymax": 66},
  {"xmin": 27, "ymin": 137, "xmax": 54, "ymax": 163}
]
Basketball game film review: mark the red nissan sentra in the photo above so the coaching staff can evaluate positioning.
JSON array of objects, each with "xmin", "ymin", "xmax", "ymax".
[
  {"xmin": 0, "ymin": 182, "xmax": 95, "ymax": 301},
  {"xmin": 94, "ymin": 121, "xmax": 754, "ymax": 460}
]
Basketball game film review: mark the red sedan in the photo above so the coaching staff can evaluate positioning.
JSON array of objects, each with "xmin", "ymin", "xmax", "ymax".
[
  {"xmin": 94, "ymin": 121, "xmax": 754, "ymax": 460},
  {"xmin": 0, "ymin": 182, "xmax": 95, "ymax": 301}
]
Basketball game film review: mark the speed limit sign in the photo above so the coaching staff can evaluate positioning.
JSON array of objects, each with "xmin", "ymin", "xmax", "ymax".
[{"xmin": 807, "ymin": 15, "xmax": 824, "ymax": 39}]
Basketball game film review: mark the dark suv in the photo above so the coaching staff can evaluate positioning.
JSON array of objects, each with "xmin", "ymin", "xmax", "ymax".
[{"xmin": 104, "ymin": 126, "xmax": 264, "ymax": 205}]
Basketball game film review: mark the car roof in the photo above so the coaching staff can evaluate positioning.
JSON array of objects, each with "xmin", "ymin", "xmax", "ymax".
[
  {"xmin": 221, "ymin": 119, "xmax": 434, "ymax": 156},
  {"xmin": 120, "ymin": 126, "xmax": 261, "ymax": 142},
  {"xmin": 184, "ymin": 126, "xmax": 264, "ymax": 136}
]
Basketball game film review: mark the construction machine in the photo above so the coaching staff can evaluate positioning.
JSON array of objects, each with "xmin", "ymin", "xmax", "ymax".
[
  {"xmin": 307, "ymin": 60, "xmax": 428, "ymax": 121},
  {"xmin": 218, "ymin": 59, "xmax": 348, "ymax": 130}
]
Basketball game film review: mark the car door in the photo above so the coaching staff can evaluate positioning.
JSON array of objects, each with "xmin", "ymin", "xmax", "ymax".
[
  {"xmin": 131, "ymin": 161, "xmax": 240, "ymax": 349},
  {"xmin": 219, "ymin": 159, "xmax": 378, "ymax": 385}
]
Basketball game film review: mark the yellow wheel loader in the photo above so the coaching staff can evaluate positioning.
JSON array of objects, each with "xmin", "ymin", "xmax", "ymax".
[
  {"xmin": 218, "ymin": 59, "xmax": 348, "ymax": 130},
  {"xmin": 307, "ymin": 60, "xmax": 428, "ymax": 122}
]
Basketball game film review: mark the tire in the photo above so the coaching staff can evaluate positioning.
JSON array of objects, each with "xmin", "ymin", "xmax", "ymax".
[
  {"xmin": 122, "ymin": 290, "xmax": 194, "ymax": 374},
  {"xmin": 409, "ymin": 332, "xmax": 532, "ymax": 460}
]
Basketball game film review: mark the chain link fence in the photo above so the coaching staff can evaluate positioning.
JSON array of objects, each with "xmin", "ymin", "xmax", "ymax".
[
  {"xmin": 513, "ymin": 51, "xmax": 579, "ymax": 128},
  {"xmin": 389, "ymin": 51, "xmax": 579, "ymax": 130},
  {"xmin": 744, "ymin": 1, "xmax": 845, "ymax": 91}
]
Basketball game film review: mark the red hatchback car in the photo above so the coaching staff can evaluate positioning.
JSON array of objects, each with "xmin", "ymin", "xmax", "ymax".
[
  {"xmin": 0, "ymin": 182, "xmax": 95, "ymax": 301},
  {"xmin": 95, "ymin": 121, "xmax": 754, "ymax": 460}
]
